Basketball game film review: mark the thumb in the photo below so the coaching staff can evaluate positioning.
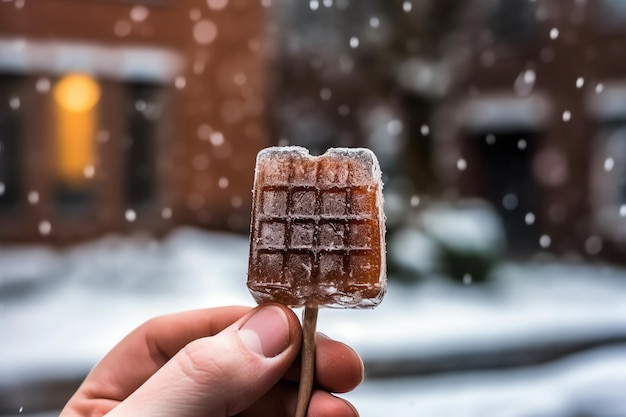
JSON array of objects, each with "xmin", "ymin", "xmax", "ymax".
[{"xmin": 105, "ymin": 304, "xmax": 302, "ymax": 417}]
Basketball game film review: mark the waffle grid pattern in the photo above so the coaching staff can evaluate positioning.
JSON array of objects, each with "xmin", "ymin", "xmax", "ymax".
[{"xmin": 251, "ymin": 159, "xmax": 380, "ymax": 288}]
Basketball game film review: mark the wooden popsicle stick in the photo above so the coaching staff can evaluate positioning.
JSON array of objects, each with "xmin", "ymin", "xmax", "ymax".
[{"xmin": 294, "ymin": 305, "xmax": 318, "ymax": 417}]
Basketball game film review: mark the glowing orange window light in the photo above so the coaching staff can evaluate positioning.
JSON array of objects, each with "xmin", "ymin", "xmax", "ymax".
[{"xmin": 53, "ymin": 74, "xmax": 100, "ymax": 187}]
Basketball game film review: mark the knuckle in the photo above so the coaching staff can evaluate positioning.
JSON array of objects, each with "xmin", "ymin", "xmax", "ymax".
[{"xmin": 175, "ymin": 338, "xmax": 234, "ymax": 386}]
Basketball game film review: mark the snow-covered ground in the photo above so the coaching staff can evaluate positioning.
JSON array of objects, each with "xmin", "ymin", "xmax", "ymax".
[
  {"xmin": 347, "ymin": 344, "xmax": 626, "ymax": 417},
  {"xmin": 2, "ymin": 227, "xmax": 626, "ymax": 416}
]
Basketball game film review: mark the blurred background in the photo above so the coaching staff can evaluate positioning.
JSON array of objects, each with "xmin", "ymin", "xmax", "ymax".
[{"xmin": 2, "ymin": 0, "xmax": 626, "ymax": 415}]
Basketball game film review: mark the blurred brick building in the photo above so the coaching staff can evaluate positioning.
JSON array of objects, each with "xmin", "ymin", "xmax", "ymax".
[
  {"xmin": 4, "ymin": 0, "xmax": 626, "ymax": 262},
  {"xmin": 0, "ymin": 0, "xmax": 269, "ymax": 243},
  {"xmin": 393, "ymin": 0, "xmax": 626, "ymax": 259}
]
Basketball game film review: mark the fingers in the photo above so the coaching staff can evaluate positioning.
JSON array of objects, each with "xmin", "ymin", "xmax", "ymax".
[
  {"xmin": 284, "ymin": 333, "xmax": 364, "ymax": 393},
  {"xmin": 76, "ymin": 306, "xmax": 252, "ymax": 402},
  {"xmin": 73, "ymin": 305, "xmax": 362, "ymax": 403},
  {"xmin": 315, "ymin": 333, "xmax": 364, "ymax": 393},
  {"xmin": 306, "ymin": 390, "xmax": 359, "ymax": 417},
  {"xmin": 62, "ymin": 304, "xmax": 364, "ymax": 417},
  {"xmin": 241, "ymin": 383, "xmax": 359, "ymax": 417},
  {"xmin": 103, "ymin": 304, "xmax": 304, "ymax": 417}
]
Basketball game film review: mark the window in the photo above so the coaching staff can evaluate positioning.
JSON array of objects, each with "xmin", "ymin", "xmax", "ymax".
[
  {"xmin": 124, "ymin": 82, "xmax": 162, "ymax": 208},
  {"xmin": 474, "ymin": 131, "xmax": 539, "ymax": 252},
  {"xmin": 0, "ymin": 75, "xmax": 23, "ymax": 209},
  {"xmin": 52, "ymin": 74, "xmax": 101, "ymax": 208}
]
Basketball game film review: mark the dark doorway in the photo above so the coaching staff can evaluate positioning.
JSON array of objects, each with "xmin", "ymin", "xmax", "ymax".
[
  {"xmin": 599, "ymin": 122, "xmax": 626, "ymax": 208},
  {"xmin": 475, "ymin": 131, "xmax": 540, "ymax": 253}
]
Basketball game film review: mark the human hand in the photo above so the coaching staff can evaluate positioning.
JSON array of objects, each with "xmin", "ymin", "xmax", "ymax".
[{"xmin": 60, "ymin": 303, "xmax": 363, "ymax": 417}]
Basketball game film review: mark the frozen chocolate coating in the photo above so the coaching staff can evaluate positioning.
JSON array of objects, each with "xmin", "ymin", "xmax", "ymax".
[{"xmin": 247, "ymin": 146, "xmax": 386, "ymax": 308}]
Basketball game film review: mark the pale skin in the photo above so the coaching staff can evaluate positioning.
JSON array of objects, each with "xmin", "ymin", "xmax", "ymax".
[{"xmin": 60, "ymin": 304, "xmax": 363, "ymax": 417}]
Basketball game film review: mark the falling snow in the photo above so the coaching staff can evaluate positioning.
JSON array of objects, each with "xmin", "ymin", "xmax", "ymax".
[
  {"xmin": 83, "ymin": 166, "xmax": 95, "ymax": 178},
  {"xmin": 130, "ymin": 6, "xmax": 149, "ymax": 22},
  {"xmin": 38, "ymin": 221, "xmax": 51, "ymax": 236},
  {"xmin": 523, "ymin": 69, "xmax": 536, "ymax": 84},
  {"xmin": 125, "ymin": 209, "xmax": 137, "ymax": 222},
  {"xmin": 550, "ymin": 27, "xmax": 559, "ymax": 39},
  {"xmin": 175, "ymin": 76, "xmax": 186, "ymax": 90},
  {"xmin": 207, "ymin": 0, "xmax": 229, "ymax": 10},
  {"xmin": 9, "ymin": 97, "xmax": 20, "ymax": 110},
  {"xmin": 585, "ymin": 235, "xmax": 603, "ymax": 255},
  {"xmin": 562, "ymin": 110, "xmax": 571, "ymax": 122},
  {"xmin": 210, "ymin": 131, "xmax": 225, "ymax": 146},
  {"xmin": 3, "ymin": 4, "xmax": 626, "ymax": 416},
  {"xmin": 514, "ymin": 69, "xmax": 536, "ymax": 96},
  {"xmin": 193, "ymin": 20, "xmax": 218, "ymax": 45},
  {"xmin": 36, "ymin": 77, "xmax": 51, "ymax": 93},
  {"xmin": 114, "ymin": 20, "xmax": 131, "ymax": 37},
  {"xmin": 320, "ymin": 87, "xmax": 332, "ymax": 100},
  {"xmin": 27, "ymin": 191, "xmax": 39, "ymax": 205},
  {"xmin": 387, "ymin": 120, "xmax": 403, "ymax": 135},
  {"xmin": 576, "ymin": 77, "xmax": 584, "ymax": 88}
]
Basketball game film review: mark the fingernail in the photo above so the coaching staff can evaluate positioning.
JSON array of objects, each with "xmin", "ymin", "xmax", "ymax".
[{"xmin": 239, "ymin": 305, "xmax": 290, "ymax": 357}]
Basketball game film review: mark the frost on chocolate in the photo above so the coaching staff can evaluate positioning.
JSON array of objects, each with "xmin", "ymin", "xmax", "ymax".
[{"xmin": 247, "ymin": 146, "xmax": 386, "ymax": 308}]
